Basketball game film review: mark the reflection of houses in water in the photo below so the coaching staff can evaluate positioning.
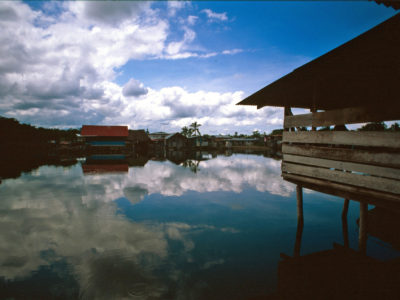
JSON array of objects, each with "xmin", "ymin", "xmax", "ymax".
[
  {"xmin": 126, "ymin": 153, "xmax": 149, "ymax": 167},
  {"xmin": 238, "ymin": 13, "xmax": 400, "ymax": 204},
  {"xmin": 81, "ymin": 125, "xmax": 129, "ymax": 153},
  {"xmin": 167, "ymin": 150, "xmax": 188, "ymax": 165},
  {"xmin": 82, "ymin": 155, "xmax": 129, "ymax": 174}
]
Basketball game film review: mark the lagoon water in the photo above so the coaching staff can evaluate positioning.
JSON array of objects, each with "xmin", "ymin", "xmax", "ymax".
[{"xmin": 1, "ymin": 153, "xmax": 399, "ymax": 299}]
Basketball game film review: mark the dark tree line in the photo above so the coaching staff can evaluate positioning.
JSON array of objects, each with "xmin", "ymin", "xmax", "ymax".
[{"xmin": 0, "ymin": 116, "xmax": 80, "ymax": 144}]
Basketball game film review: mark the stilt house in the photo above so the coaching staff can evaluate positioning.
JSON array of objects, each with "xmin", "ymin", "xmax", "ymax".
[
  {"xmin": 238, "ymin": 13, "xmax": 400, "ymax": 204},
  {"xmin": 81, "ymin": 125, "xmax": 129, "ymax": 152}
]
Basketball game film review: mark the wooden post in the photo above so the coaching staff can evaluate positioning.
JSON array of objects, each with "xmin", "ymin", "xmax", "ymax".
[
  {"xmin": 294, "ymin": 185, "xmax": 304, "ymax": 257},
  {"xmin": 359, "ymin": 202, "xmax": 368, "ymax": 254},
  {"xmin": 342, "ymin": 198, "xmax": 349, "ymax": 219},
  {"xmin": 284, "ymin": 106, "xmax": 293, "ymax": 132},
  {"xmin": 342, "ymin": 199, "xmax": 350, "ymax": 248},
  {"xmin": 310, "ymin": 108, "xmax": 317, "ymax": 131}
]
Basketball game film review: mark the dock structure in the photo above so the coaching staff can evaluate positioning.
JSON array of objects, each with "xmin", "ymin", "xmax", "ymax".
[{"xmin": 238, "ymin": 13, "xmax": 400, "ymax": 205}]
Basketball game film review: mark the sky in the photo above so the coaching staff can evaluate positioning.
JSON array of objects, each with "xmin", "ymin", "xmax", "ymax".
[{"xmin": 0, "ymin": 1, "xmax": 397, "ymax": 134}]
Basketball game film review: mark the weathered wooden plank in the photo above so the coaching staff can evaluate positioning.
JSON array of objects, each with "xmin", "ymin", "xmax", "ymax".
[
  {"xmin": 283, "ymin": 131, "xmax": 400, "ymax": 148},
  {"xmin": 282, "ymin": 144, "xmax": 400, "ymax": 169},
  {"xmin": 282, "ymin": 162, "xmax": 400, "ymax": 194},
  {"xmin": 283, "ymin": 154, "xmax": 400, "ymax": 180},
  {"xmin": 282, "ymin": 173, "xmax": 400, "ymax": 207},
  {"xmin": 284, "ymin": 106, "xmax": 400, "ymax": 128}
]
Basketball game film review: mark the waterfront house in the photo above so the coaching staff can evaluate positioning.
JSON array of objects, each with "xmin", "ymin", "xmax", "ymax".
[
  {"xmin": 230, "ymin": 137, "xmax": 258, "ymax": 147},
  {"xmin": 148, "ymin": 132, "xmax": 170, "ymax": 141},
  {"xmin": 148, "ymin": 131, "xmax": 169, "ymax": 153},
  {"xmin": 166, "ymin": 132, "xmax": 187, "ymax": 149},
  {"xmin": 188, "ymin": 136, "xmax": 209, "ymax": 148},
  {"xmin": 81, "ymin": 125, "xmax": 129, "ymax": 153},
  {"xmin": 127, "ymin": 129, "xmax": 151, "ymax": 152},
  {"xmin": 238, "ymin": 13, "xmax": 400, "ymax": 204}
]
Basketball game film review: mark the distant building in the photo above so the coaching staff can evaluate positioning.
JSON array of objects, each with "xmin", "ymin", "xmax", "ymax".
[
  {"xmin": 188, "ymin": 136, "xmax": 209, "ymax": 148},
  {"xmin": 127, "ymin": 129, "xmax": 151, "ymax": 152},
  {"xmin": 81, "ymin": 125, "xmax": 128, "ymax": 152},
  {"xmin": 230, "ymin": 138, "xmax": 258, "ymax": 147},
  {"xmin": 148, "ymin": 132, "xmax": 170, "ymax": 141},
  {"xmin": 166, "ymin": 133, "xmax": 187, "ymax": 149}
]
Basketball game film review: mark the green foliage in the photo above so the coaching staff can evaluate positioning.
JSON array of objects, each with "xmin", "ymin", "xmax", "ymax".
[
  {"xmin": 388, "ymin": 122, "xmax": 400, "ymax": 131},
  {"xmin": 190, "ymin": 122, "xmax": 201, "ymax": 136},
  {"xmin": 252, "ymin": 130, "xmax": 261, "ymax": 138},
  {"xmin": 0, "ymin": 116, "xmax": 80, "ymax": 144},
  {"xmin": 180, "ymin": 126, "xmax": 191, "ymax": 137},
  {"xmin": 270, "ymin": 129, "xmax": 283, "ymax": 135},
  {"xmin": 358, "ymin": 122, "xmax": 387, "ymax": 131}
]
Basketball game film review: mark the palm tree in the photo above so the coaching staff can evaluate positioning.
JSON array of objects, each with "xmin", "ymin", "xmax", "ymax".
[
  {"xmin": 190, "ymin": 122, "xmax": 201, "ymax": 136},
  {"xmin": 181, "ymin": 126, "xmax": 191, "ymax": 137}
]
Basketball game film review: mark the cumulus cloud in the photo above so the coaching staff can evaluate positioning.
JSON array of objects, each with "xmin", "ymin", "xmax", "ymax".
[
  {"xmin": 0, "ymin": 1, "xmax": 282, "ymax": 133},
  {"xmin": 77, "ymin": 1, "xmax": 150, "ymax": 26},
  {"xmin": 122, "ymin": 78, "xmax": 148, "ymax": 97},
  {"xmin": 201, "ymin": 8, "xmax": 228, "ymax": 22}
]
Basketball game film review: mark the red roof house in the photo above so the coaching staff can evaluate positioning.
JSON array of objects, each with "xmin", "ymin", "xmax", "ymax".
[{"xmin": 81, "ymin": 125, "xmax": 128, "ymax": 137}]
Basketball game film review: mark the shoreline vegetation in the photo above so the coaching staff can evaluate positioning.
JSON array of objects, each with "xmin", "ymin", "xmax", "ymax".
[{"xmin": 1, "ymin": 115, "xmax": 399, "ymax": 182}]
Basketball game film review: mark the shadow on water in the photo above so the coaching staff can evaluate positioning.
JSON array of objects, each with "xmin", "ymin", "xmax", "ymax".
[{"xmin": 268, "ymin": 190, "xmax": 400, "ymax": 300}]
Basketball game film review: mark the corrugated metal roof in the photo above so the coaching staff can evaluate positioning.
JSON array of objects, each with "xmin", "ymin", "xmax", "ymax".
[
  {"xmin": 166, "ymin": 132, "xmax": 186, "ymax": 139},
  {"xmin": 237, "ymin": 13, "xmax": 400, "ymax": 110},
  {"xmin": 81, "ymin": 125, "xmax": 128, "ymax": 137}
]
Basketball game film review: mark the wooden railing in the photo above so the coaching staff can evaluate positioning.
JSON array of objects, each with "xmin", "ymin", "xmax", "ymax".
[{"xmin": 281, "ymin": 107, "xmax": 400, "ymax": 203}]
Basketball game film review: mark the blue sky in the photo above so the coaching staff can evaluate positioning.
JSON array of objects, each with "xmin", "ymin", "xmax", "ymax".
[{"xmin": 0, "ymin": 1, "xmax": 396, "ymax": 134}]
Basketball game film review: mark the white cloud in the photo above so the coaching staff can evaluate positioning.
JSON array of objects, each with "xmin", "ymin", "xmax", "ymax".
[
  {"xmin": 122, "ymin": 78, "xmax": 148, "ymax": 97},
  {"xmin": 201, "ymin": 8, "xmax": 228, "ymax": 22},
  {"xmin": 167, "ymin": 1, "xmax": 190, "ymax": 17},
  {"xmin": 222, "ymin": 48, "xmax": 243, "ymax": 55},
  {"xmin": 0, "ymin": 1, "xmax": 284, "ymax": 133},
  {"xmin": 187, "ymin": 15, "xmax": 198, "ymax": 25}
]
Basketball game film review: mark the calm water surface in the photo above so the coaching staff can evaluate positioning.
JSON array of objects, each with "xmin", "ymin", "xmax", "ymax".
[{"xmin": 1, "ymin": 153, "xmax": 399, "ymax": 299}]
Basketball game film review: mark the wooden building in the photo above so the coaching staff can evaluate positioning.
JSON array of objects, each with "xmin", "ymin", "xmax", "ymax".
[
  {"xmin": 238, "ymin": 13, "xmax": 400, "ymax": 204},
  {"xmin": 127, "ymin": 129, "xmax": 151, "ymax": 152},
  {"xmin": 188, "ymin": 136, "xmax": 209, "ymax": 148},
  {"xmin": 166, "ymin": 132, "xmax": 187, "ymax": 149},
  {"xmin": 81, "ymin": 125, "xmax": 129, "ymax": 153}
]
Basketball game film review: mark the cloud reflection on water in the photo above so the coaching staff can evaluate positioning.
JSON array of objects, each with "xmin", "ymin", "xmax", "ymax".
[{"xmin": 0, "ymin": 154, "xmax": 294, "ymax": 298}]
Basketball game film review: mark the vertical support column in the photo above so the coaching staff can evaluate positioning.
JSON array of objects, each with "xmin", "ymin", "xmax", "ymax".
[
  {"xmin": 294, "ymin": 185, "xmax": 304, "ymax": 257},
  {"xmin": 284, "ymin": 106, "xmax": 293, "ymax": 132},
  {"xmin": 310, "ymin": 108, "xmax": 316, "ymax": 131},
  {"xmin": 342, "ymin": 199, "xmax": 350, "ymax": 248},
  {"xmin": 359, "ymin": 202, "xmax": 368, "ymax": 255}
]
